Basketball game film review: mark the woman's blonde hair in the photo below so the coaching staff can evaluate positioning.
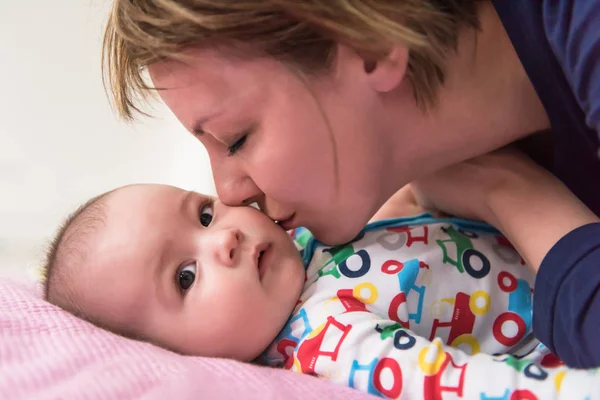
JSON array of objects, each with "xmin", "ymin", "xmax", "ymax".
[{"xmin": 103, "ymin": 0, "xmax": 480, "ymax": 120}]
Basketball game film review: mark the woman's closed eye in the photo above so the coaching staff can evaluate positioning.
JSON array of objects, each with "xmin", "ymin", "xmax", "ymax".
[
  {"xmin": 227, "ymin": 132, "xmax": 248, "ymax": 156},
  {"xmin": 177, "ymin": 263, "xmax": 196, "ymax": 292}
]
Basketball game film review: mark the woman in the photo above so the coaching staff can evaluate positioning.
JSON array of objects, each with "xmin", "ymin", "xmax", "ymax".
[{"xmin": 103, "ymin": 1, "xmax": 600, "ymax": 367}]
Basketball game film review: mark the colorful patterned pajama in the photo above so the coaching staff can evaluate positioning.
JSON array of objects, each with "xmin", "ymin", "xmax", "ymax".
[{"xmin": 263, "ymin": 214, "xmax": 600, "ymax": 399}]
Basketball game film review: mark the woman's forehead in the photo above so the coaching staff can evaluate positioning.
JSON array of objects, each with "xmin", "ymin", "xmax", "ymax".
[
  {"xmin": 149, "ymin": 47, "xmax": 280, "ymax": 89},
  {"xmin": 150, "ymin": 58, "xmax": 279, "ymax": 132}
]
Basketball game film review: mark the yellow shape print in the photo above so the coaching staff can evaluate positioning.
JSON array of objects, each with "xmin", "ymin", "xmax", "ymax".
[{"xmin": 418, "ymin": 339, "xmax": 447, "ymax": 375}]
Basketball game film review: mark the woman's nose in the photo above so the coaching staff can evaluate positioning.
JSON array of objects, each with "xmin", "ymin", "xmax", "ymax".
[
  {"xmin": 212, "ymin": 228, "xmax": 243, "ymax": 267},
  {"xmin": 217, "ymin": 177, "xmax": 263, "ymax": 207},
  {"xmin": 213, "ymin": 165, "xmax": 262, "ymax": 206}
]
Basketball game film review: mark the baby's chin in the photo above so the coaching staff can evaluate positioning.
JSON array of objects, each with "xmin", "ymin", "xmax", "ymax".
[
  {"xmin": 165, "ymin": 319, "xmax": 289, "ymax": 362},
  {"xmin": 173, "ymin": 337, "xmax": 274, "ymax": 362}
]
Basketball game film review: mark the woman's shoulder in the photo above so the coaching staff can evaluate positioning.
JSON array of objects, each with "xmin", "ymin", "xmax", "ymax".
[{"xmin": 493, "ymin": 0, "xmax": 600, "ymax": 214}]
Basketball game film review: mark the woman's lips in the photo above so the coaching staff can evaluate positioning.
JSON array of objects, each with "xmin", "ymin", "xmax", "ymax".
[{"xmin": 277, "ymin": 213, "xmax": 296, "ymax": 231}]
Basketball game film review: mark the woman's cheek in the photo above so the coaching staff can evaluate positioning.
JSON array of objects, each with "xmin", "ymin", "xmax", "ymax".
[{"xmin": 259, "ymin": 141, "xmax": 329, "ymax": 204}]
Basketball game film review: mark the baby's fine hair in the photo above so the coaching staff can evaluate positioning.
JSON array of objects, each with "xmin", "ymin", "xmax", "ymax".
[
  {"xmin": 103, "ymin": 0, "xmax": 480, "ymax": 120},
  {"xmin": 42, "ymin": 192, "xmax": 110, "ymax": 308}
]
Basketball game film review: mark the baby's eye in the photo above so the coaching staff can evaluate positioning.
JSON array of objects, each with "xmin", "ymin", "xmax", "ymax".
[
  {"xmin": 178, "ymin": 264, "xmax": 196, "ymax": 291},
  {"xmin": 199, "ymin": 203, "xmax": 213, "ymax": 227}
]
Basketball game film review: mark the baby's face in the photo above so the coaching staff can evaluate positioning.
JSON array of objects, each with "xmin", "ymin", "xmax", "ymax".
[{"xmin": 77, "ymin": 184, "xmax": 305, "ymax": 361}]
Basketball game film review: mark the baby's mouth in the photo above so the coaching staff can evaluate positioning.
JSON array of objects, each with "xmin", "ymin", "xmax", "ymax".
[{"xmin": 257, "ymin": 244, "xmax": 271, "ymax": 280}]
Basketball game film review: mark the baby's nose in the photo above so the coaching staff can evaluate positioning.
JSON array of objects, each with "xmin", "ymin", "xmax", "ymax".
[{"xmin": 213, "ymin": 228, "xmax": 243, "ymax": 267}]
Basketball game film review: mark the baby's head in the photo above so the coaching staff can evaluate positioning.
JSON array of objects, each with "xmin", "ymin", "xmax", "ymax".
[{"xmin": 44, "ymin": 184, "xmax": 305, "ymax": 361}]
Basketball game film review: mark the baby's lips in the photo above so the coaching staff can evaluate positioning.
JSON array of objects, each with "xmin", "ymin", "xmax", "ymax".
[
  {"xmin": 252, "ymin": 242, "xmax": 271, "ymax": 266},
  {"xmin": 254, "ymin": 243, "xmax": 272, "ymax": 280}
]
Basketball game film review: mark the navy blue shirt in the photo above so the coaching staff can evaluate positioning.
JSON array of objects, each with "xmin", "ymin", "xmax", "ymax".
[{"xmin": 492, "ymin": 0, "xmax": 600, "ymax": 367}]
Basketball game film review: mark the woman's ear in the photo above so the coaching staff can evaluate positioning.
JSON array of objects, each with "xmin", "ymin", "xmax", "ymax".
[
  {"xmin": 363, "ymin": 46, "xmax": 409, "ymax": 93},
  {"xmin": 334, "ymin": 44, "xmax": 409, "ymax": 93}
]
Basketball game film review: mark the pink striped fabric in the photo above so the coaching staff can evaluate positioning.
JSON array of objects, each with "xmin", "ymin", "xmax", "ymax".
[{"xmin": 0, "ymin": 280, "xmax": 375, "ymax": 400}]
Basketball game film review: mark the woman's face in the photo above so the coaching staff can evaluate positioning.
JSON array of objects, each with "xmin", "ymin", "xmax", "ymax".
[{"xmin": 149, "ymin": 48, "xmax": 399, "ymax": 245}]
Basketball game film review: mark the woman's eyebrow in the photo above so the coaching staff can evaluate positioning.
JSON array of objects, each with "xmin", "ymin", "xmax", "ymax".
[{"xmin": 191, "ymin": 111, "xmax": 223, "ymax": 136}]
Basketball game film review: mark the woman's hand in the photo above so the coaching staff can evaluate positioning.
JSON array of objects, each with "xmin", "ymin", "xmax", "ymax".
[
  {"xmin": 410, "ymin": 147, "xmax": 550, "ymax": 224},
  {"xmin": 411, "ymin": 147, "xmax": 599, "ymax": 271},
  {"xmin": 369, "ymin": 184, "xmax": 443, "ymax": 223}
]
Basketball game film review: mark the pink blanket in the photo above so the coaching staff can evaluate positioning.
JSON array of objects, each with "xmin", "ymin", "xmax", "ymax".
[{"xmin": 0, "ymin": 280, "xmax": 375, "ymax": 399}]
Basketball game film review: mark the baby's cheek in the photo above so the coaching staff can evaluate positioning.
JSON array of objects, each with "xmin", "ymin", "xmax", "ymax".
[
  {"xmin": 275, "ymin": 259, "xmax": 305, "ymax": 318},
  {"xmin": 291, "ymin": 262, "xmax": 306, "ymax": 298},
  {"xmin": 209, "ymin": 285, "xmax": 263, "ymax": 328}
]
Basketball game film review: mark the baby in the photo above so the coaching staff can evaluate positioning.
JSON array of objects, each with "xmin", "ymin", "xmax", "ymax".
[{"xmin": 44, "ymin": 184, "xmax": 599, "ymax": 399}]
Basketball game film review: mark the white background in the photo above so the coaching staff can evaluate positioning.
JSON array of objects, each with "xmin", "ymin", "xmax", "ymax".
[{"xmin": 0, "ymin": 1, "xmax": 215, "ymax": 279}]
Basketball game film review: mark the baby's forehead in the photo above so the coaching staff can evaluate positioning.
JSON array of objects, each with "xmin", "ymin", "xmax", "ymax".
[
  {"xmin": 95, "ymin": 186, "xmax": 173, "ymax": 245},
  {"xmin": 73, "ymin": 189, "xmax": 164, "ymax": 319},
  {"xmin": 100, "ymin": 184, "xmax": 189, "ymax": 234},
  {"xmin": 88, "ymin": 183, "xmax": 219, "ymax": 280},
  {"xmin": 86, "ymin": 184, "xmax": 199, "ymax": 275}
]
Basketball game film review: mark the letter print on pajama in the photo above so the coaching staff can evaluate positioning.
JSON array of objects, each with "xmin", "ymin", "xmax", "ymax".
[{"xmin": 266, "ymin": 215, "xmax": 600, "ymax": 399}]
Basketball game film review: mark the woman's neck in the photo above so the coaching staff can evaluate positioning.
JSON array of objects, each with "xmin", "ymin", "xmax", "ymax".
[{"xmin": 384, "ymin": 1, "xmax": 550, "ymax": 181}]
